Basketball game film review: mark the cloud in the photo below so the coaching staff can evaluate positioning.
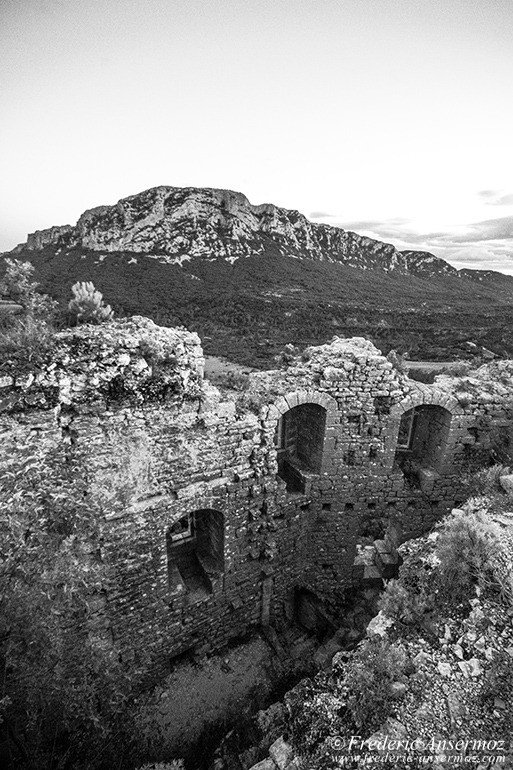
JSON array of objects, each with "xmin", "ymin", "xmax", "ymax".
[
  {"xmin": 439, "ymin": 216, "xmax": 513, "ymax": 244},
  {"xmin": 309, "ymin": 211, "xmax": 335, "ymax": 218},
  {"xmin": 478, "ymin": 190, "xmax": 513, "ymax": 206},
  {"xmin": 490, "ymin": 193, "xmax": 513, "ymax": 206}
]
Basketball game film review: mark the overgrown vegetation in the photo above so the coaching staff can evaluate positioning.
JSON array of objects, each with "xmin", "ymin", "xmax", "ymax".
[
  {"xmin": 0, "ymin": 315, "xmax": 56, "ymax": 368},
  {"xmin": 480, "ymin": 649, "xmax": 513, "ymax": 710},
  {"xmin": 0, "ymin": 258, "xmax": 57, "ymax": 320},
  {"xmin": 0, "ymin": 259, "xmax": 114, "ymax": 369},
  {"xmin": 342, "ymin": 637, "xmax": 408, "ymax": 732},
  {"xmin": 434, "ymin": 503, "xmax": 513, "ymax": 605},
  {"xmin": 378, "ymin": 578, "xmax": 431, "ymax": 626},
  {"xmin": 8, "ymin": 247, "xmax": 513, "ymax": 367}
]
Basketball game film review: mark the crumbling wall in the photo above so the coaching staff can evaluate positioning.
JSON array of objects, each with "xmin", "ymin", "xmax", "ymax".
[{"xmin": 1, "ymin": 320, "xmax": 511, "ymax": 677}]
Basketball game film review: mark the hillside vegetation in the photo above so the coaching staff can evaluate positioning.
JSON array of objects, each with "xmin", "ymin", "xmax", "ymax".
[{"xmin": 6, "ymin": 246, "xmax": 513, "ymax": 368}]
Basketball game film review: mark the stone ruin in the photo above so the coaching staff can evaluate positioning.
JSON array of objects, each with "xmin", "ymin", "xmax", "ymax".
[{"xmin": 1, "ymin": 316, "xmax": 512, "ymax": 677}]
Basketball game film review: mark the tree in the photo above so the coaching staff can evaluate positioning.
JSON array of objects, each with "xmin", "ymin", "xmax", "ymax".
[
  {"xmin": 0, "ymin": 258, "xmax": 57, "ymax": 319},
  {"xmin": 68, "ymin": 282, "xmax": 114, "ymax": 324}
]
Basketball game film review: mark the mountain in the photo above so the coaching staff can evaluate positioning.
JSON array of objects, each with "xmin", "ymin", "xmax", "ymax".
[
  {"xmin": 16, "ymin": 185, "xmax": 458, "ymax": 276},
  {"xmin": 6, "ymin": 185, "xmax": 513, "ymax": 366}
]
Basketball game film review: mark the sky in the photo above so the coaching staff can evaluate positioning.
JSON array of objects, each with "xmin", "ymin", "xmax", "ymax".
[{"xmin": 1, "ymin": 0, "xmax": 513, "ymax": 273}]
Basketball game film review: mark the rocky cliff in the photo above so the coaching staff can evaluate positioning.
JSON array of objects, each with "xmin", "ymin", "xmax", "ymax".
[{"xmin": 14, "ymin": 185, "xmax": 456, "ymax": 277}]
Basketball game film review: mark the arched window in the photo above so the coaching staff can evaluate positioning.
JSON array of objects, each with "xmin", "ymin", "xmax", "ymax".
[
  {"xmin": 275, "ymin": 403, "xmax": 327, "ymax": 492},
  {"xmin": 394, "ymin": 404, "xmax": 452, "ymax": 479},
  {"xmin": 167, "ymin": 509, "xmax": 224, "ymax": 600}
]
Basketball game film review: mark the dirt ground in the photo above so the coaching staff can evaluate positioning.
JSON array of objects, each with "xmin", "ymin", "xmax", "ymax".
[
  {"xmin": 204, "ymin": 355, "xmax": 256, "ymax": 378},
  {"xmin": 136, "ymin": 636, "xmax": 275, "ymax": 761}
]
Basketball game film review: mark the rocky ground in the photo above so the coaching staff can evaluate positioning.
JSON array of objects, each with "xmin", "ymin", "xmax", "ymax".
[{"xmin": 221, "ymin": 493, "xmax": 513, "ymax": 770}]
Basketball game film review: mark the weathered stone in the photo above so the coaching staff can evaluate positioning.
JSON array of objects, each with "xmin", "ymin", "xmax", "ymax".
[
  {"xmin": 437, "ymin": 662, "xmax": 452, "ymax": 677},
  {"xmin": 499, "ymin": 474, "xmax": 513, "ymax": 495},
  {"xmin": 367, "ymin": 611, "xmax": 394, "ymax": 638},
  {"xmin": 269, "ymin": 737, "xmax": 293, "ymax": 770}
]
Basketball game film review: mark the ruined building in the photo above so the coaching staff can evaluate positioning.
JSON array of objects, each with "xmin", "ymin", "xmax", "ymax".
[{"xmin": 1, "ymin": 317, "xmax": 512, "ymax": 676}]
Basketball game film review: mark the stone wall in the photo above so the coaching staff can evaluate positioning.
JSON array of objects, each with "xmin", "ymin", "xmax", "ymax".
[{"xmin": 1, "ymin": 318, "xmax": 512, "ymax": 677}]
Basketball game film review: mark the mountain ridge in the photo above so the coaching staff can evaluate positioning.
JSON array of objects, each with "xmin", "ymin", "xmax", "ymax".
[{"xmin": 10, "ymin": 184, "xmax": 464, "ymax": 279}]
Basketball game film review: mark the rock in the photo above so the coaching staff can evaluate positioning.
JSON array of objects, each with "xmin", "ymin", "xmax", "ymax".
[
  {"xmin": 499, "ymin": 474, "xmax": 513, "ymax": 495},
  {"xmin": 269, "ymin": 737, "xmax": 293, "ymax": 770},
  {"xmin": 467, "ymin": 657, "xmax": 483, "ymax": 677},
  {"xmin": 437, "ymin": 661, "xmax": 452, "ymax": 677},
  {"xmin": 367, "ymin": 610, "xmax": 394, "ymax": 637},
  {"xmin": 366, "ymin": 718, "xmax": 407, "ymax": 749},
  {"xmin": 474, "ymin": 635, "xmax": 486, "ymax": 653},
  {"xmin": 447, "ymin": 692, "xmax": 467, "ymax": 724},
  {"xmin": 457, "ymin": 658, "xmax": 482, "ymax": 677},
  {"xmin": 413, "ymin": 651, "xmax": 432, "ymax": 668},
  {"xmin": 389, "ymin": 681, "xmax": 407, "ymax": 698}
]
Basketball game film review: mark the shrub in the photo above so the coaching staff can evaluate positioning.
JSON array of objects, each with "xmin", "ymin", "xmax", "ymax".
[
  {"xmin": 378, "ymin": 579, "xmax": 429, "ymax": 625},
  {"xmin": 441, "ymin": 361, "xmax": 472, "ymax": 378},
  {"xmin": 462, "ymin": 464, "xmax": 509, "ymax": 498},
  {"xmin": 274, "ymin": 343, "xmax": 300, "ymax": 367},
  {"xmin": 0, "ymin": 257, "xmax": 57, "ymax": 319},
  {"xmin": 139, "ymin": 335, "xmax": 177, "ymax": 366},
  {"xmin": 343, "ymin": 637, "xmax": 407, "ymax": 731},
  {"xmin": 435, "ymin": 504, "xmax": 513, "ymax": 605},
  {"xmin": 480, "ymin": 649, "xmax": 513, "ymax": 710},
  {"xmin": 68, "ymin": 281, "xmax": 114, "ymax": 324},
  {"xmin": 211, "ymin": 370, "xmax": 250, "ymax": 391},
  {"xmin": 0, "ymin": 316, "xmax": 56, "ymax": 367},
  {"xmin": 137, "ymin": 763, "xmax": 185, "ymax": 770},
  {"xmin": 386, "ymin": 349, "xmax": 407, "ymax": 374}
]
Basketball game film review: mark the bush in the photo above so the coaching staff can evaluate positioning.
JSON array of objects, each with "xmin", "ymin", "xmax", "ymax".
[
  {"xmin": 435, "ymin": 504, "xmax": 513, "ymax": 605},
  {"xmin": 0, "ymin": 316, "xmax": 56, "ymax": 367},
  {"xmin": 274, "ymin": 343, "xmax": 300, "ymax": 367},
  {"xmin": 378, "ymin": 579, "xmax": 429, "ymax": 626},
  {"xmin": 342, "ymin": 637, "xmax": 407, "ymax": 731},
  {"xmin": 462, "ymin": 464, "xmax": 509, "ymax": 498},
  {"xmin": 481, "ymin": 650, "xmax": 513, "ymax": 710},
  {"xmin": 211, "ymin": 370, "xmax": 250, "ymax": 391},
  {"xmin": 68, "ymin": 281, "xmax": 114, "ymax": 324},
  {"xmin": 0, "ymin": 257, "xmax": 57, "ymax": 320},
  {"xmin": 139, "ymin": 335, "xmax": 177, "ymax": 367},
  {"xmin": 386, "ymin": 349, "xmax": 407, "ymax": 374}
]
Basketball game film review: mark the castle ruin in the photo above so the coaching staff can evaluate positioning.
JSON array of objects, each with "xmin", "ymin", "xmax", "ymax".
[{"xmin": 1, "ymin": 316, "xmax": 512, "ymax": 676}]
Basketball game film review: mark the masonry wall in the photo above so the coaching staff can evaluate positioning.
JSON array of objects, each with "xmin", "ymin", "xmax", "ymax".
[{"xmin": 1, "ymin": 318, "xmax": 512, "ymax": 677}]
